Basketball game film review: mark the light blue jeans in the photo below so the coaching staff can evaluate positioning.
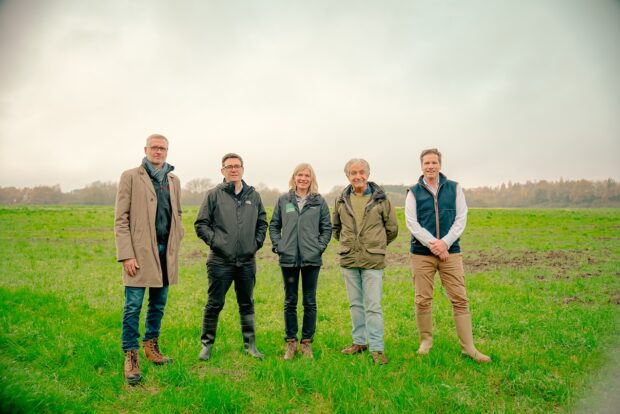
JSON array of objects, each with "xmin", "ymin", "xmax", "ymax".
[{"xmin": 341, "ymin": 267, "xmax": 384, "ymax": 352}]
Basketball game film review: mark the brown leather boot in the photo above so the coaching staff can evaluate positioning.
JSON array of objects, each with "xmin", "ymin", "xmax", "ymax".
[
  {"xmin": 284, "ymin": 339, "xmax": 297, "ymax": 360},
  {"xmin": 371, "ymin": 351, "xmax": 388, "ymax": 365},
  {"xmin": 143, "ymin": 337, "xmax": 173, "ymax": 365},
  {"xmin": 341, "ymin": 344, "xmax": 368, "ymax": 354},
  {"xmin": 300, "ymin": 340, "xmax": 314, "ymax": 359},
  {"xmin": 124, "ymin": 350, "xmax": 141, "ymax": 385}
]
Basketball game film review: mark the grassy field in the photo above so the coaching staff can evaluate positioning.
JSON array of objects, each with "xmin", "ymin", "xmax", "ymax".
[{"xmin": 0, "ymin": 206, "xmax": 619, "ymax": 413}]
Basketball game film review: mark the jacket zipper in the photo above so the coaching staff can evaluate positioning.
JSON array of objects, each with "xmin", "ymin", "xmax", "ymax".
[{"xmin": 422, "ymin": 181, "xmax": 444, "ymax": 239}]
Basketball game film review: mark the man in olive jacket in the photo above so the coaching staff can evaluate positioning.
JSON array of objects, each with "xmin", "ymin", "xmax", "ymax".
[
  {"xmin": 195, "ymin": 153, "xmax": 268, "ymax": 361},
  {"xmin": 333, "ymin": 158, "xmax": 398, "ymax": 365},
  {"xmin": 115, "ymin": 134, "xmax": 184, "ymax": 385}
]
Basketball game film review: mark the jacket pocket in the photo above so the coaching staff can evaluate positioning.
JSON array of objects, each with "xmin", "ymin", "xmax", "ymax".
[
  {"xmin": 337, "ymin": 245, "xmax": 351, "ymax": 255},
  {"xmin": 210, "ymin": 232, "xmax": 227, "ymax": 255},
  {"xmin": 366, "ymin": 247, "xmax": 386, "ymax": 255}
]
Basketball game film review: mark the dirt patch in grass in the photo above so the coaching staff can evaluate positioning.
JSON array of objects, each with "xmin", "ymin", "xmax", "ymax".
[
  {"xmin": 183, "ymin": 249, "xmax": 206, "ymax": 259},
  {"xmin": 464, "ymin": 250, "xmax": 587, "ymax": 274},
  {"xmin": 387, "ymin": 249, "xmax": 598, "ymax": 279},
  {"xmin": 466, "ymin": 250, "xmax": 603, "ymax": 280},
  {"xmin": 385, "ymin": 252, "xmax": 412, "ymax": 266},
  {"xmin": 562, "ymin": 296, "xmax": 594, "ymax": 305},
  {"xmin": 256, "ymin": 250, "xmax": 278, "ymax": 262}
]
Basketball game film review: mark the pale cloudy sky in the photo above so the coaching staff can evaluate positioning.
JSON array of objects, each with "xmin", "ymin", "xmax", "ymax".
[{"xmin": 0, "ymin": 0, "xmax": 618, "ymax": 192}]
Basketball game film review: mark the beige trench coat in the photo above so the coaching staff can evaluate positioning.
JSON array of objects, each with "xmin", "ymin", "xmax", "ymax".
[{"xmin": 114, "ymin": 166, "xmax": 184, "ymax": 287}]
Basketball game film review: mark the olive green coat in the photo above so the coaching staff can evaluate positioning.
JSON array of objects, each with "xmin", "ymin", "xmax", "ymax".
[
  {"xmin": 332, "ymin": 182, "xmax": 398, "ymax": 269},
  {"xmin": 114, "ymin": 166, "xmax": 184, "ymax": 287}
]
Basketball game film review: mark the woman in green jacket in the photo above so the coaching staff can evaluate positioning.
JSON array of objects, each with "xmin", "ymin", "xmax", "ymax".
[{"xmin": 269, "ymin": 163, "xmax": 332, "ymax": 360}]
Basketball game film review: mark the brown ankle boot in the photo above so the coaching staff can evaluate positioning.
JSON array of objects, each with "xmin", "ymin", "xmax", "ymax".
[
  {"xmin": 124, "ymin": 350, "xmax": 141, "ymax": 385},
  {"xmin": 300, "ymin": 340, "xmax": 314, "ymax": 359},
  {"xmin": 143, "ymin": 337, "xmax": 173, "ymax": 365},
  {"xmin": 284, "ymin": 339, "xmax": 297, "ymax": 360}
]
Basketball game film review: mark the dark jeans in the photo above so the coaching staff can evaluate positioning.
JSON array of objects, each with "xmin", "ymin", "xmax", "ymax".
[
  {"xmin": 121, "ymin": 286, "xmax": 169, "ymax": 351},
  {"xmin": 201, "ymin": 261, "xmax": 256, "ymax": 343},
  {"xmin": 158, "ymin": 244, "xmax": 169, "ymax": 286},
  {"xmin": 281, "ymin": 266, "xmax": 320, "ymax": 342}
]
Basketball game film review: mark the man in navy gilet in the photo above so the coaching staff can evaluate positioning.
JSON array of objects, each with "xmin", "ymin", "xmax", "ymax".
[{"xmin": 405, "ymin": 148, "xmax": 491, "ymax": 363}]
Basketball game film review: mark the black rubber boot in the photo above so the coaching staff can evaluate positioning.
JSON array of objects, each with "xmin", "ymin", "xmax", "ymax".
[
  {"xmin": 199, "ymin": 316, "xmax": 218, "ymax": 361},
  {"xmin": 240, "ymin": 314, "xmax": 264, "ymax": 359}
]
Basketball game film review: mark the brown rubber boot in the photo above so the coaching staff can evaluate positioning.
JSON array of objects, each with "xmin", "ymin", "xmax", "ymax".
[
  {"xmin": 416, "ymin": 312, "xmax": 433, "ymax": 355},
  {"xmin": 454, "ymin": 314, "xmax": 491, "ymax": 363},
  {"xmin": 143, "ymin": 337, "xmax": 173, "ymax": 365},
  {"xmin": 300, "ymin": 339, "xmax": 314, "ymax": 359},
  {"xmin": 124, "ymin": 350, "xmax": 141, "ymax": 385},
  {"xmin": 284, "ymin": 339, "xmax": 298, "ymax": 360}
]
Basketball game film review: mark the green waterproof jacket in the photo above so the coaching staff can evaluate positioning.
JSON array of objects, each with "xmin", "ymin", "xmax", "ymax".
[
  {"xmin": 194, "ymin": 180, "xmax": 268, "ymax": 265},
  {"xmin": 269, "ymin": 190, "xmax": 333, "ymax": 267},
  {"xmin": 332, "ymin": 182, "xmax": 398, "ymax": 269}
]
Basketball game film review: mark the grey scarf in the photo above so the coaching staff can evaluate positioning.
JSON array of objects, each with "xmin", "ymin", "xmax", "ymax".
[{"xmin": 142, "ymin": 157, "xmax": 174, "ymax": 183}]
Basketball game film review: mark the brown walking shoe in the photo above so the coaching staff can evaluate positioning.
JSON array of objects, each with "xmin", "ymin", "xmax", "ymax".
[
  {"xmin": 371, "ymin": 351, "xmax": 388, "ymax": 365},
  {"xmin": 341, "ymin": 344, "xmax": 368, "ymax": 355},
  {"xmin": 124, "ymin": 350, "xmax": 142, "ymax": 385},
  {"xmin": 143, "ymin": 337, "xmax": 173, "ymax": 365},
  {"xmin": 284, "ymin": 339, "xmax": 297, "ymax": 360},
  {"xmin": 300, "ymin": 340, "xmax": 314, "ymax": 359}
]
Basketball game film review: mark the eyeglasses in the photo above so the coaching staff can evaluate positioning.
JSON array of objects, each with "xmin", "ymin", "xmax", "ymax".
[
  {"xmin": 223, "ymin": 165, "xmax": 243, "ymax": 170},
  {"xmin": 148, "ymin": 146, "xmax": 168, "ymax": 152}
]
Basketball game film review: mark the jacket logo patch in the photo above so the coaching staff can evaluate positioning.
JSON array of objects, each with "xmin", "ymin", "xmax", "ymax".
[
  {"xmin": 285, "ymin": 203, "xmax": 295, "ymax": 213},
  {"xmin": 245, "ymin": 200, "xmax": 252, "ymax": 205}
]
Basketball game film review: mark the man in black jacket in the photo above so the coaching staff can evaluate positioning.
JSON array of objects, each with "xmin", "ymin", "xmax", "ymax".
[{"xmin": 195, "ymin": 153, "xmax": 268, "ymax": 360}]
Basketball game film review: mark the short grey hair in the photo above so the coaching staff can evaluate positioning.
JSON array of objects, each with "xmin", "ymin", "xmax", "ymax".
[
  {"xmin": 343, "ymin": 158, "xmax": 370, "ymax": 177},
  {"xmin": 145, "ymin": 134, "xmax": 169, "ymax": 146},
  {"xmin": 420, "ymin": 148, "xmax": 442, "ymax": 164}
]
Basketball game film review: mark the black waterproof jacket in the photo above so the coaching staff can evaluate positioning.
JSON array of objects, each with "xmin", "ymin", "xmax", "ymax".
[
  {"xmin": 195, "ymin": 180, "xmax": 268, "ymax": 265},
  {"xmin": 269, "ymin": 190, "xmax": 332, "ymax": 267}
]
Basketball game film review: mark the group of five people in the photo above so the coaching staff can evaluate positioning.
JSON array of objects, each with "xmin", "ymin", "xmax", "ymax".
[{"xmin": 114, "ymin": 134, "xmax": 490, "ymax": 385}]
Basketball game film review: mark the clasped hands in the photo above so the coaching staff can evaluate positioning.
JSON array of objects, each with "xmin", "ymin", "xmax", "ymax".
[{"xmin": 429, "ymin": 239, "xmax": 449, "ymax": 261}]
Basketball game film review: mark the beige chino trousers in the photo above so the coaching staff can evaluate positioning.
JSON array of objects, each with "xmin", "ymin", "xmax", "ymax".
[{"xmin": 410, "ymin": 253, "xmax": 470, "ymax": 316}]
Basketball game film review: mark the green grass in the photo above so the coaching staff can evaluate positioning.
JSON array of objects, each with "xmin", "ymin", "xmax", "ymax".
[{"xmin": 0, "ymin": 206, "xmax": 619, "ymax": 413}]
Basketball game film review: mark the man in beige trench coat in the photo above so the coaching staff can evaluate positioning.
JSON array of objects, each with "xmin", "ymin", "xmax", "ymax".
[{"xmin": 115, "ymin": 134, "xmax": 184, "ymax": 385}]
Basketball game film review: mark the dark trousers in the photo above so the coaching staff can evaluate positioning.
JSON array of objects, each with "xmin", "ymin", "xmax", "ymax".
[
  {"xmin": 201, "ymin": 261, "xmax": 256, "ymax": 344},
  {"xmin": 281, "ymin": 266, "xmax": 320, "ymax": 342},
  {"xmin": 158, "ymin": 244, "xmax": 169, "ymax": 286}
]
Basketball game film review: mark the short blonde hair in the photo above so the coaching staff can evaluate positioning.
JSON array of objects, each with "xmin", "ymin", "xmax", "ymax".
[
  {"xmin": 146, "ymin": 134, "xmax": 169, "ymax": 146},
  {"xmin": 289, "ymin": 163, "xmax": 319, "ymax": 194}
]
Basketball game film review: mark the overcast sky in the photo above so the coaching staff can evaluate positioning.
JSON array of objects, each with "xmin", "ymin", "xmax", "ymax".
[{"xmin": 1, "ymin": 0, "xmax": 618, "ymax": 192}]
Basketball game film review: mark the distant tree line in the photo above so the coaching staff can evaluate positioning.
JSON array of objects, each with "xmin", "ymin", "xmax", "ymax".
[
  {"xmin": 464, "ymin": 179, "xmax": 620, "ymax": 208},
  {"xmin": 1, "ymin": 179, "xmax": 619, "ymax": 208}
]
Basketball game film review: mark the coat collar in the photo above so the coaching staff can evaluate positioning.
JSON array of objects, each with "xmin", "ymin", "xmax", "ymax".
[{"xmin": 338, "ymin": 181, "xmax": 386, "ymax": 203}]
